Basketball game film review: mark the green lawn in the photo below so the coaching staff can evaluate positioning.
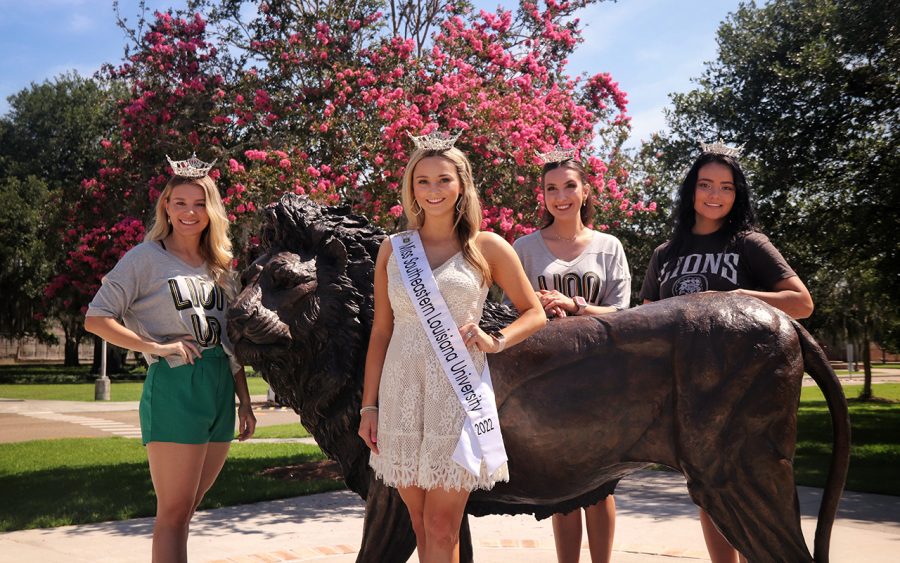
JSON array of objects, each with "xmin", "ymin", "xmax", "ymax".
[
  {"xmin": 252, "ymin": 422, "xmax": 311, "ymax": 439},
  {"xmin": 795, "ymin": 384, "xmax": 899, "ymax": 496},
  {"xmin": 0, "ymin": 439, "xmax": 343, "ymax": 532},
  {"xmin": 832, "ymin": 368, "xmax": 900, "ymax": 375},
  {"xmin": 0, "ymin": 364, "xmax": 143, "ymax": 384},
  {"xmin": 0, "ymin": 376, "xmax": 271, "ymax": 401}
]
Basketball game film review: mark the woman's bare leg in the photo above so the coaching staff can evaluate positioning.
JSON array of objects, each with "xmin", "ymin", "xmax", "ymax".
[
  {"xmin": 189, "ymin": 441, "xmax": 231, "ymax": 516},
  {"xmin": 584, "ymin": 495, "xmax": 615, "ymax": 563},
  {"xmin": 147, "ymin": 442, "xmax": 210, "ymax": 563},
  {"xmin": 422, "ymin": 487, "xmax": 470, "ymax": 563},
  {"xmin": 399, "ymin": 486, "xmax": 428, "ymax": 561},
  {"xmin": 552, "ymin": 510, "xmax": 583, "ymax": 563},
  {"xmin": 700, "ymin": 508, "xmax": 747, "ymax": 563}
]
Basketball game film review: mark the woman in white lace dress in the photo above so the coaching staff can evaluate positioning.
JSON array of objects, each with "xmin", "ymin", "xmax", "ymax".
[{"xmin": 358, "ymin": 140, "xmax": 545, "ymax": 563}]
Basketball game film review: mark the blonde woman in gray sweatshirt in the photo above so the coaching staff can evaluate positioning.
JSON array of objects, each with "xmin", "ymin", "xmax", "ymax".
[{"xmin": 85, "ymin": 158, "xmax": 255, "ymax": 563}]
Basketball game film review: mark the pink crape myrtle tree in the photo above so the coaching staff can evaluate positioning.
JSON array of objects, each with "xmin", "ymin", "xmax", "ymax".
[{"xmin": 48, "ymin": 0, "xmax": 654, "ymax": 338}]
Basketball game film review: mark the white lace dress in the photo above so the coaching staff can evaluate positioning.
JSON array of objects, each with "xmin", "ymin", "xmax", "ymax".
[{"xmin": 369, "ymin": 251, "xmax": 510, "ymax": 491}]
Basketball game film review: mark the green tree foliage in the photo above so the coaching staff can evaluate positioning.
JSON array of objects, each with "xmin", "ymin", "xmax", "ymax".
[
  {"xmin": 616, "ymin": 134, "xmax": 686, "ymax": 301},
  {"xmin": 654, "ymin": 0, "xmax": 899, "ymax": 396},
  {"xmin": 0, "ymin": 72, "xmax": 120, "ymax": 361},
  {"xmin": 1, "ymin": 73, "xmax": 117, "ymax": 191},
  {"xmin": 0, "ymin": 176, "xmax": 52, "ymax": 339}
]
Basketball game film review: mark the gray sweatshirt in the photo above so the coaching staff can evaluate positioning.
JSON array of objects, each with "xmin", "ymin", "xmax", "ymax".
[
  {"xmin": 86, "ymin": 241, "xmax": 240, "ymax": 373},
  {"xmin": 512, "ymin": 229, "xmax": 631, "ymax": 310}
]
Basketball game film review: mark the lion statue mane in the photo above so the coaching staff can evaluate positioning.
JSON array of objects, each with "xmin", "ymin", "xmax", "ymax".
[{"xmin": 228, "ymin": 195, "xmax": 850, "ymax": 563}]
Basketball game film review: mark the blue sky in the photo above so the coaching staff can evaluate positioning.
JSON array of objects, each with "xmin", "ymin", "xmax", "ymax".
[{"xmin": 0, "ymin": 0, "xmax": 742, "ymax": 147}]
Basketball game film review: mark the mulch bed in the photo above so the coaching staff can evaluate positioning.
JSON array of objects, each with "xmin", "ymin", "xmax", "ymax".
[{"xmin": 259, "ymin": 459, "xmax": 343, "ymax": 481}]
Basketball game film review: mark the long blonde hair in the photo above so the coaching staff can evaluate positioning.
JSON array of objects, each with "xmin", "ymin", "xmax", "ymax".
[
  {"xmin": 145, "ymin": 175, "xmax": 235, "ymax": 292},
  {"xmin": 400, "ymin": 147, "xmax": 491, "ymax": 285}
]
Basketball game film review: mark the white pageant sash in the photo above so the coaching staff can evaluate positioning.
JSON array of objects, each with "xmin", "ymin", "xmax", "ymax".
[{"xmin": 391, "ymin": 231, "xmax": 508, "ymax": 477}]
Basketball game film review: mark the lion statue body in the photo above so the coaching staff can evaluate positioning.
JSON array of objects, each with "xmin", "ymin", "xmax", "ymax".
[{"xmin": 228, "ymin": 195, "xmax": 850, "ymax": 563}]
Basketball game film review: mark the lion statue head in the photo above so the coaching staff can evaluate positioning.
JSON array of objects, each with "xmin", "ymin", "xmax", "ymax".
[{"xmin": 227, "ymin": 195, "xmax": 385, "ymax": 495}]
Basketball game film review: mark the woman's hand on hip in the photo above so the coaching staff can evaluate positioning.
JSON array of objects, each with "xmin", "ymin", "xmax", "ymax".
[
  {"xmin": 358, "ymin": 411, "xmax": 379, "ymax": 454},
  {"xmin": 154, "ymin": 338, "xmax": 201, "ymax": 364},
  {"xmin": 237, "ymin": 403, "xmax": 256, "ymax": 441},
  {"xmin": 459, "ymin": 322, "xmax": 497, "ymax": 352}
]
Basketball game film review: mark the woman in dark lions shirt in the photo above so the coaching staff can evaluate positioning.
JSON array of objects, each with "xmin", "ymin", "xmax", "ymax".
[{"xmin": 640, "ymin": 142, "xmax": 813, "ymax": 563}]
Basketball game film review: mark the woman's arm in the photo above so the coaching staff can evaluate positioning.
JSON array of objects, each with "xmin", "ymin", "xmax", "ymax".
[
  {"xmin": 232, "ymin": 366, "xmax": 256, "ymax": 440},
  {"xmin": 467, "ymin": 232, "xmax": 546, "ymax": 352},
  {"xmin": 539, "ymin": 290, "xmax": 618, "ymax": 317},
  {"xmin": 84, "ymin": 316, "xmax": 201, "ymax": 364},
  {"xmin": 358, "ymin": 239, "xmax": 395, "ymax": 454},
  {"xmin": 581, "ymin": 303, "xmax": 618, "ymax": 316},
  {"xmin": 643, "ymin": 277, "xmax": 813, "ymax": 319},
  {"xmin": 733, "ymin": 276, "xmax": 814, "ymax": 319}
]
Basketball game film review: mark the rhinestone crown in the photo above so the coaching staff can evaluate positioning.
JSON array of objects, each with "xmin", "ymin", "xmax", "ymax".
[
  {"xmin": 700, "ymin": 140, "xmax": 743, "ymax": 158},
  {"xmin": 536, "ymin": 145, "xmax": 577, "ymax": 165},
  {"xmin": 166, "ymin": 153, "xmax": 217, "ymax": 178},
  {"xmin": 408, "ymin": 130, "xmax": 461, "ymax": 151}
]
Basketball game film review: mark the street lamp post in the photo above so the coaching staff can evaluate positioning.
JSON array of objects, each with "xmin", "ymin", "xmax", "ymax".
[{"xmin": 95, "ymin": 339, "xmax": 110, "ymax": 401}]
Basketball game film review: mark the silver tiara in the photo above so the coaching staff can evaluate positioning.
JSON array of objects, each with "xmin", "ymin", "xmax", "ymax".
[
  {"xmin": 536, "ymin": 145, "xmax": 577, "ymax": 165},
  {"xmin": 408, "ymin": 130, "xmax": 461, "ymax": 151},
  {"xmin": 166, "ymin": 153, "xmax": 217, "ymax": 178},
  {"xmin": 700, "ymin": 140, "xmax": 743, "ymax": 158}
]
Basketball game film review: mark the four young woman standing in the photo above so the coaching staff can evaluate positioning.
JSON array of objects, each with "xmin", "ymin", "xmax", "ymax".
[{"xmin": 83, "ymin": 139, "xmax": 811, "ymax": 563}]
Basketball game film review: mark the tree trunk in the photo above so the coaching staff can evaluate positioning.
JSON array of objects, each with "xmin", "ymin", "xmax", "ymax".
[
  {"xmin": 91, "ymin": 336, "xmax": 127, "ymax": 374},
  {"xmin": 61, "ymin": 317, "xmax": 82, "ymax": 367},
  {"xmin": 861, "ymin": 324, "xmax": 873, "ymax": 400}
]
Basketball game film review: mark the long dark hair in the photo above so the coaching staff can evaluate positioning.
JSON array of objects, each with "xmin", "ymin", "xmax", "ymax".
[
  {"xmin": 665, "ymin": 153, "xmax": 757, "ymax": 260},
  {"xmin": 540, "ymin": 159, "xmax": 594, "ymax": 227}
]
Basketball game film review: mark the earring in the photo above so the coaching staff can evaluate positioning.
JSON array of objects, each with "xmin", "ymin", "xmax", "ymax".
[
  {"xmin": 456, "ymin": 197, "xmax": 464, "ymax": 213},
  {"xmin": 412, "ymin": 201, "xmax": 424, "ymax": 216}
]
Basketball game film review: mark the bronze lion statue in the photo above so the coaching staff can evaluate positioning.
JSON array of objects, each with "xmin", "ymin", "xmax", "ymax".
[{"xmin": 227, "ymin": 195, "xmax": 850, "ymax": 563}]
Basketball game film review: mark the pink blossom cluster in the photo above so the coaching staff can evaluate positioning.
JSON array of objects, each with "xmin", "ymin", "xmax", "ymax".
[
  {"xmin": 54, "ymin": 2, "xmax": 656, "ymax": 314},
  {"xmin": 45, "ymin": 218, "xmax": 145, "ymax": 315}
]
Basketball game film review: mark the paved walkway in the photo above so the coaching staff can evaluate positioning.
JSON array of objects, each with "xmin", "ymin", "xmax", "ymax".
[
  {"xmin": 1, "ymin": 471, "xmax": 898, "ymax": 562},
  {"xmin": 0, "ymin": 396, "xmax": 299, "ymax": 443}
]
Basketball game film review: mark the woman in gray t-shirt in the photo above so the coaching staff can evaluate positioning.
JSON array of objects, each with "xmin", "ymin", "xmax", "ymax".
[
  {"xmin": 85, "ymin": 161, "xmax": 256, "ymax": 561},
  {"xmin": 512, "ymin": 155, "xmax": 629, "ymax": 563},
  {"xmin": 640, "ymin": 145, "xmax": 813, "ymax": 563}
]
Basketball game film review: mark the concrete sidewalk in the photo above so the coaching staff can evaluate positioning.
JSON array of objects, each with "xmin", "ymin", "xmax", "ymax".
[{"xmin": 1, "ymin": 470, "xmax": 898, "ymax": 563}]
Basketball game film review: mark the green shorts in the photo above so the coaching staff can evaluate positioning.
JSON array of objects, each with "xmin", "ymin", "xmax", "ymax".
[{"xmin": 139, "ymin": 345, "xmax": 235, "ymax": 445}]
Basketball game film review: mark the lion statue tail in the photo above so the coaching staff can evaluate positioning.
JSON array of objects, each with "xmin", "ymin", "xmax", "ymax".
[{"xmin": 793, "ymin": 320, "xmax": 851, "ymax": 563}]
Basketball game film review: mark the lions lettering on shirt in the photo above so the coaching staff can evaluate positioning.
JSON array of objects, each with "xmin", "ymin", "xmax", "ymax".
[
  {"xmin": 537, "ymin": 272, "xmax": 605, "ymax": 304},
  {"xmin": 167, "ymin": 276, "xmax": 226, "ymax": 346},
  {"xmin": 658, "ymin": 251, "xmax": 740, "ymax": 295}
]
